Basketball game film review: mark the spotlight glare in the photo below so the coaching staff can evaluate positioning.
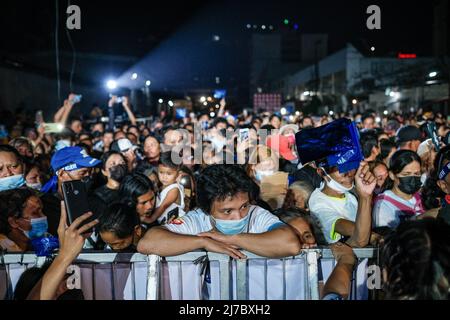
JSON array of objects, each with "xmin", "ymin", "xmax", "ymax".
[
  {"xmin": 158, "ymin": 98, "xmax": 163, "ymax": 104},
  {"xmin": 168, "ymin": 100, "xmax": 174, "ymax": 107},
  {"xmin": 210, "ymin": 112, "xmax": 216, "ymax": 117},
  {"xmin": 131, "ymin": 73, "xmax": 138, "ymax": 80},
  {"xmin": 383, "ymin": 110, "xmax": 388, "ymax": 115},
  {"xmin": 106, "ymin": 80, "xmax": 117, "ymax": 90},
  {"xmin": 429, "ymin": 71, "xmax": 438, "ymax": 78},
  {"xmin": 352, "ymin": 99, "xmax": 358, "ymax": 105},
  {"xmin": 145, "ymin": 80, "xmax": 151, "ymax": 87},
  {"xmin": 280, "ymin": 107, "xmax": 287, "ymax": 115}
]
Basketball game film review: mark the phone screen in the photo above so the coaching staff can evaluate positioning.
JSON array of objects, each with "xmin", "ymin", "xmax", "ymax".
[
  {"xmin": 176, "ymin": 108, "xmax": 187, "ymax": 119},
  {"xmin": 44, "ymin": 123, "xmax": 64, "ymax": 133},
  {"xmin": 239, "ymin": 129, "xmax": 249, "ymax": 141},
  {"xmin": 35, "ymin": 111, "xmax": 43, "ymax": 126},
  {"xmin": 62, "ymin": 181, "xmax": 94, "ymax": 230}
]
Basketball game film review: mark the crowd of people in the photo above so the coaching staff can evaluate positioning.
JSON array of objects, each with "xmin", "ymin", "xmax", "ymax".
[{"xmin": 1, "ymin": 93, "xmax": 450, "ymax": 300}]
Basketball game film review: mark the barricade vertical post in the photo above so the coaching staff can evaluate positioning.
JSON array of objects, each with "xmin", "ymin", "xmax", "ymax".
[
  {"xmin": 306, "ymin": 250, "xmax": 320, "ymax": 300},
  {"xmin": 211, "ymin": 253, "xmax": 230, "ymax": 300},
  {"xmin": 146, "ymin": 255, "xmax": 160, "ymax": 300},
  {"xmin": 236, "ymin": 259, "xmax": 247, "ymax": 300},
  {"xmin": 36, "ymin": 256, "xmax": 46, "ymax": 268}
]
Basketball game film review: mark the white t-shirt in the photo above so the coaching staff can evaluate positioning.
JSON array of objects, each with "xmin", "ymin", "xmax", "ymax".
[
  {"xmin": 308, "ymin": 187, "xmax": 358, "ymax": 244},
  {"xmin": 372, "ymin": 190, "xmax": 423, "ymax": 228},
  {"xmin": 164, "ymin": 205, "xmax": 284, "ymax": 235},
  {"xmin": 156, "ymin": 183, "xmax": 186, "ymax": 224}
]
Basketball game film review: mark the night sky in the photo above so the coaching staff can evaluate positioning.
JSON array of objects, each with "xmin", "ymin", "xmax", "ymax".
[{"xmin": 0, "ymin": 0, "xmax": 437, "ymax": 90}]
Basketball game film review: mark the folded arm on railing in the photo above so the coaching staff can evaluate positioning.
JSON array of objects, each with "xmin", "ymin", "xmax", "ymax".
[{"xmin": 137, "ymin": 227, "xmax": 246, "ymax": 260}]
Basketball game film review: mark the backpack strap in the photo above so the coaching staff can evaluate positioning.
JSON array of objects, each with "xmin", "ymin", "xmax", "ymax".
[{"xmin": 375, "ymin": 194, "xmax": 416, "ymax": 215}]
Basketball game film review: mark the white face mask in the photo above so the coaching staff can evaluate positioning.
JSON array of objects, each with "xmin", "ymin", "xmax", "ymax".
[
  {"xmin": 324, "ymin": 171, "xmax": 354, "ymax": 194},
  {"xmin": 26, "ymin": 182, "xmax": 42, "ymax": 191}
]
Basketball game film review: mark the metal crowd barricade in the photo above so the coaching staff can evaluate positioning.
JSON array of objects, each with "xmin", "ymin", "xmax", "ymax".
[
  {"xmin": 145, "ymin": 247, "xmax": 378, "ymax": 300},
  {"xmin": 1, "ymin": 252, "xmax": 149, "ymax": 300},
  {"xmin": 1, "ymin": 248, "xmax": 378, "ymax": 300}
]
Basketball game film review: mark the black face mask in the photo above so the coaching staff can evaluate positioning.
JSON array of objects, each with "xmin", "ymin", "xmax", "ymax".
[
  {"xmin": 109, "ymin": 164, "xmax": 128, "ymax": 183},
  {"xmin": 81, "ymin": 176, "xmax": 93, "ymax": 192},
  {"xmin": 398, "ymin": 176, "xmax": 422, "ymax": 195}
]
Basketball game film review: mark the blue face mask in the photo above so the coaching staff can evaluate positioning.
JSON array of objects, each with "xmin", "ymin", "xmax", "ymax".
[
  {"xmin": 0, "ymin": 174, "xmax": 26, "ymax": 192},
  {"xmin": 23, "ymin": 217, "xmax": 48, "ymax": 239},
  {"xmin": 212, "ymin": 214, "xmax": 251, "ymax": 235}
]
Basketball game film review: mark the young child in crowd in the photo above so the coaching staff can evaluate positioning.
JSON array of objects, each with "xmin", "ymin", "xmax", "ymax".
[{"xmin": 152, "ymin": 152, "xmax": 185, "ymax": 225}]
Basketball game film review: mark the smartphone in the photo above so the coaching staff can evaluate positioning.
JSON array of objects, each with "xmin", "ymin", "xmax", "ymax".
[
  {"xmin": 35, "ymin": 110, "xmax": 44, "ymax": 126},
  {"xmin": 201, "ymin": 121, "xmax": 209, "ymax": 130},
  {"xmin": 238, "ymin": 128, "xmax": 249, "ymax": 142},
  {"xmin": 62, "ymin": 180, "xmax": 95, "ymax": 231},
  {"xmin": 213, "ymin": 89, "xmax": 227, "ymax": 100},
  {"xmin": 175, "ymin": 108, "xmax": 187, "ymax": 119},
  {"xmin": 44, "ymin": 123, "xmax": 65, "ymax": 133},
  {"xmin": 426, "ymin": 121, "xmax": 441, "ymax": 152},
  {"xmin": 70, "ymin": 94, "xmax": 82, "ymax": 104}
]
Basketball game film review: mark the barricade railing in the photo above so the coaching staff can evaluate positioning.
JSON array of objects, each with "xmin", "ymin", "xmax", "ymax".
[{"xmin": 1, "ymin": 247, "xmax": 378, "ymax": 300}]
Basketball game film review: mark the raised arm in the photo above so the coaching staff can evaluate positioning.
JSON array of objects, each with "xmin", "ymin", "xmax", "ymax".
[
  {"xmin": 346, "ymin": 161, "xmax": 376, "ymax": 247},
  {"xmin": 122, "ymin": 96, "xmax": 137, "ymax": 126},
  {"xmin": 55, "ymin": 94, "xmax": 79, "ymax": 126},
  {"xmin": 54, "ymin": 100, "xmax": 70, "ymax": 123},
  {"xmin": 27, "ymin": 202, "xmax": 98, "ymax": 300},
  {"xmin": 217, "ymin": 98, "xmax": 226, "ymax": 117},
  {"xmin": 334, "ymin": 161, "xmax": 376, "ymax": 248},
  {"xmin": 107, "ymin": 95, "xmax": 116, "ymax": 130}
]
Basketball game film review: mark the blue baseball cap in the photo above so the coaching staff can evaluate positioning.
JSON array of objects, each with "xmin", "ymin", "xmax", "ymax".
[{"xmin": 51, "ymin": 146, "xmax": 101, "ymax": 172}]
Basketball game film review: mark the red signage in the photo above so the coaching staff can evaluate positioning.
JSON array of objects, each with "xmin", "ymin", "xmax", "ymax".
[{"xmin": 398, "ymin": 53, "xmax": 417, "ymax": 59}]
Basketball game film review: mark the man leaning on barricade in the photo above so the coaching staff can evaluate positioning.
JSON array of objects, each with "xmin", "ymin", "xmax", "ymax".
[{"xmin": 1, "ymin": 92, "xmax": 450, "ymax": 301}]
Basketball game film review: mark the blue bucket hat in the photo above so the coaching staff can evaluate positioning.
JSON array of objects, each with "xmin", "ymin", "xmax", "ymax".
[
  {"xmin": 41, "ymin": 147, "xmax": 101, "ymax": 194},
  {"xmin": 51, "ymin": 146, "xmax": 101, "ymax": 172}
]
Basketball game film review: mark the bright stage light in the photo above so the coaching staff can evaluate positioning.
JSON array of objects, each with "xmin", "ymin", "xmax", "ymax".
[{"xmin": 106, "ymin": 80, "xmax": 117, "ymax": 90}]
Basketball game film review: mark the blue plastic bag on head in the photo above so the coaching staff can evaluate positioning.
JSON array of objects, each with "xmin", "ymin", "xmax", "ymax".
[
  {"xmin": 31, "ymin": 236, "xmax": 60, "ymax": 257},
  {"xmin": 295, "ymin": 118, "xmax": 363, "ymax": 173}
]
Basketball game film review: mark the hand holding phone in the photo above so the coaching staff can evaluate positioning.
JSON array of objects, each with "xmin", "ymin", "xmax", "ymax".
[
  {"xmin": 62, "ymin": 181, "xmax": 96, "ymax": 233},
  {"xmin": 58, "ymin": 201, "xmax": 98, "ymax": 260}
]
